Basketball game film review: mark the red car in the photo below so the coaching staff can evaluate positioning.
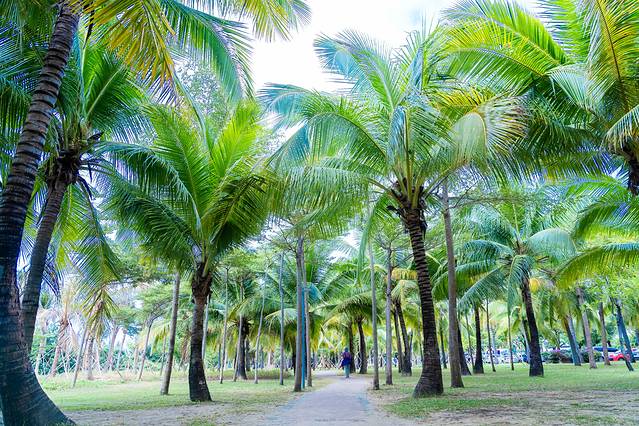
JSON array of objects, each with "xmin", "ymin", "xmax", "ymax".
[{"xmin": 610, "ymin": 351, "xmax": 628, "ymax": 361}]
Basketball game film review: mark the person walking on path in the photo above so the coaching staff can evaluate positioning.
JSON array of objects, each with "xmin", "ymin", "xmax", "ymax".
[{"xmin": 340, "ymin": 348, "xmax": 352, "ymax": 378}]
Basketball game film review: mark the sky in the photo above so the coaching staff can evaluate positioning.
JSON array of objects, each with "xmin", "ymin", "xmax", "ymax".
[{"xmin": 252, "ymin": 0, "xmax": 538, "ymax": 92}]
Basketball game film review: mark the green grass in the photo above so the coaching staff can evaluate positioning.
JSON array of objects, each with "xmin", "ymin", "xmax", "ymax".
[
  {"xmin": 44, "ymin": 369, "xmax": 299, "ymax": 412},
  {"xmin": 374, "ymin": 362, "xmax": 639, "ymax": 423}
]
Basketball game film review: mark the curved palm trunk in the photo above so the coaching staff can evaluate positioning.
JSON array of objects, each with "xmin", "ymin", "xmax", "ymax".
[
  {"xmin": 105, "ymin": 324, "xmax": 119, "ymax": 372},
  {"xmin": 48, "ymin": 317, "xmax": 68, "ymax": 378},
  {"xmin": 278, "ymin": 254, "xmax": 285, "ymax": 386},
  {"xmin": 0, "ymin": 3, "xmax": 78, "ymax": 422},
  {"xmin": 598, "ymin": 303, "xmax": 610, "ymax": 366},
  {"xmin": 563, "ymin": 315, "xmax": 581, "ymax": 366},
  {"xmin": 219, "ymin": 271, "xmax": 229, "ymax": 385},
  {"xmin": 385, "ymin": 247, "xmax": 393, "ymax": 385},
  {"xmin": 189, "ymin": 265, "xmax": 212, "ymax": 401},
  {"xmin": 521, "ymin": 277, "xmax": 543, "ymax": 376},
  {"xmin": 357, "ymin": 319, "xmax": 367, "ymax": 374},
  {"xmin": 116, "ymin": 329, "xmax": 127, "ymax": 371},
  {"xmin": 576, "ymin": 287, "xmax": 596, "ymax": 369},
  {"xmin": 368, "ymin": 242, "xmax": 379, "ymax": 389},
  {"xmin": 294, "ymin": 236, "xmax": 304, "ymax": 392},
  {"xmin": 439, "ymin": 318, "xmax": 447, "ymax": 369},
  {"xmin": 254, "ymin": 283, "xmax": 266, "ymax": 384},
  {"xmin": 393, "ymin": 310, "xmax": 403, "ymax": 373},
  {"xmin": 442, "ymin": 180, "xmax": 463, "ymax": 387},
  {"xmin": 614, "ymin": 299, "xmax": 634, "ymax": 371},
  {"xmin": 401, "ymin": 206, "xmax": 443, "ymax": 396},
  {"xmin": 23, "ymin": 181, "xmax": 68, "ymax": 352},
  {"xmin": 161, "ymin": 272, "xmax": 180, "ymax": 393},
  {"xmin": 457, "ymin": 324, "xmax": 471, "ymax": 376},
  {"xmin": 395, "ymin": 300, "xmax": 411, "ymax": 375},
  {"xmin": 473, "ymin": 304, "xmax": 484, "ymax": 374}
]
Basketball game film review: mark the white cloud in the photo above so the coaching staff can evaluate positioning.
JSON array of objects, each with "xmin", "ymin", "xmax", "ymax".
[{"xmin": 252, "ymin": 0, "xmax": 538, "ymax": 92}]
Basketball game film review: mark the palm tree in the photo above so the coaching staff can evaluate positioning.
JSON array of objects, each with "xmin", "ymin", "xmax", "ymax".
[
  {"xmin": 458, "ymin": 192, "xmax": 576, "ymax": 376},
  {"xmin": 107, "ymin": 101, "xmax": 268, "ymax": 401}
]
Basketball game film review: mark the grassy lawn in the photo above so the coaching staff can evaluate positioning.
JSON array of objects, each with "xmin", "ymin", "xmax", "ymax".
[
  {"xmin": 372, "ymin": 362, "xmax": 639, "ymax": 425},
  {"xmin": 43, "ymin": 369, "xmax": 300, "ymax": 412}
]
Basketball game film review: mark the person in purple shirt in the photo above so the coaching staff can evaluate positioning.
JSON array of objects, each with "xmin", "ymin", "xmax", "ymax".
[{"xmin": 340, "ymin": 348, "xmax": 352, "ymax": 378}]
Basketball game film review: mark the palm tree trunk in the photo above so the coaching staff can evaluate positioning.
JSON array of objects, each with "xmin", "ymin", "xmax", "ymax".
[
  {"xmin": 23, "ymin": 180, "xmax": 69, "ymax": 353},
  {"xmin": 254, "ymin": 281, "xmax": 266, "ymax": 384},
  {"xmin": 401, "ymin": 206, "xmax": 443, "ymax": 396},
  {"xmin": 598, "ymin": 302, "xmax": 610, "ymax": 366},
  {"xmin": 72, "ymin": 324, "xmax": 89, "ymax": 388},
  {"xmin": 0, "ymin": 4, "xmax": 78, "ymax": 421},
  {"xmin": 188, "ymin": 265, "xmax": 212, "ymax": 401},
  {"xmin": 393, "ymin": 310, "xmax": 403, "ymax": 373},
  {"xmin": 278, "ymin": 253, "xmax": 285, "ymax": 386},
  {"xmin": 465, "ymin": 314, "xmax": 474, "ymax": 366},
  {"xmin": 521, "ymin": 277, "xmax": 544, "ymax": 376},
  {"xmin": 106, "ymin": 324, "xmax": 119, "ymax": 372},
  {"xmin": 473, "ymin": 304, "xmax": 484, "ymax": 374},
  {"xmin": 219, "ymin": 270, "xmax": 229, "ymax": 385},
  {"xmin": 442, "ymin": 179, "xmax": 463, "ymax": 387},
  {"xmin": 116, "ymin": 329, "xmax": 127, "ymax": 371},
  {"xmin": 85, "ymin": 335, "xmax": 95, "ymax": 381},
  {"xmin": 34, "ymin": 328, "xmax": 47, "ymax": 375},
  {"xmin": 576, "ymin": 287, "xmax": 596, "ymax": 369},
  {"xmin": 138, "ymin": 319, "xmax": 154, "ymax": 381},
  {"xmin": 294, "ymin": 235, "xmax": 304, "ymax": 392},
  {"xmin": 161, "ymin": 271, "xmax": 180, "ymax": 393},
  {"xmin": 486, "ymin": 301, "xmax": 496, "ymax": 372},
  {"xmin": 48, "ymin": 318, "xmax": 67, "ymax": 378},
  {"xmin": 368, "ymin": 241, "xmax": 379, "ymax": 389},
  {"xmin": 507, "ymin": 312, "xmax": 514, "ymax": 371},
  {"xmin": 439, "ymin": 317, "xmax": 447, "ymax": 369},
  {"xmin": 304, "ymin": 277, "xmax": 312, "ymax": 386},
  {"xmin": 385, "ymin": 246, "xmax": 393, "ymax": 385},
  {"xmin": 563, "ymin": 315, "xmax": 581, "ymax": 366},
  {"xmin": 357, "ymin": 319, "xmax": 367, "ymax": 374},
  {"xmin": 395, "ymin": 300, "xmax": 411, "ymax": 375},
  {"xmin": 236, "ymin": 320, "xmax": 248, "ymax": 380},
  {"xmin": 457, "ymin": 324, "xmax": 471, "ymax": 376},
  {"xmin": 202, "ymin": 295, "xmax": 210, "ymax": 361},
  {"xmin": 614, "ymin": 299, "xmax": 634, "ymax": 371}
]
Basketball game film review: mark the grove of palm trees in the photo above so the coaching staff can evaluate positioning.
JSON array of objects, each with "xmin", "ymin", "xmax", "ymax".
[{"xmin": 2, "ymin": 0, "xmax": 639, "ymax": 425}]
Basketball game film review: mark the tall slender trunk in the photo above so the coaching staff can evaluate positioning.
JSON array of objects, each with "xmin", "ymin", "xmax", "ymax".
[
  {"xmin": 0, "ymin": 9, "xmax": 79, "ymax": 424},
  {"xmin": 278, "ymin": 253, "xmax": 285, "ymax": 386},
  {"xmin": 465, "ymin": 314, "xmax": 474, "ymax": 366},
  {"xmin": 188, "ymin": 265, "xmax": 212, "ymax": 401},
  {"xmin": 106, "ymin": 324, "xmax": 119, "ymax": 372},
  {"xmin": 401, "ymin": 206, "xmax": 443, "ymax": 396},
  {"xmin": 563, "ymin": 315, "xmax": 581, "ymax": 366},
  {"xmin": 219, "ymin": 270, "xmax": 229, "ymax": 385},
  {"xmin": 439, "ymin": 317, "xmax": 447, "ymax": 369},
  {"xmin": 235, "ymin": 319, "xmax": 248, "ymax": 380},
  {"xmin": 395, "ymin": 300, "xmax": 411, "ymax": 375},
  {"xmin": 254, "ymin": 281, "xmax": 266, "ymax": 384},
  {"xmin": 48, "ymin": 317, "xmax": 68, "ymax": 378},
  {"xmin": 160, "ymin": 336, "xmax": 167, "ymax": 377},
  {"xmin": 202, "ymin": 295, "xmax": 210, "ymax": 361},
  {"xmin": 85, "ymin": 335, "xmax": 95, "ymax": 381},
  {"xmin": 116, "ymin": 329, "xmax": 127, "ymax": 371},
  {"xmin": 304, "ymin": 273, "xmax": 312, "ymax": 386},
  {"xmin": 357, "ymin": 319, "xmax": 367, "ymax": 374},
  {"xmin": 576, "ymin": 287, "xmax": 596, "ymax": 368},
  {"xmin": 598, "ymin": 302, "xmax": 610, "ymax": 366},
  {"xmin": 23, "ymin": 180, "xmax": 68, "ymax": 353},
  {"xmin": 486, "ymin": 301, "xmax": 496, "ymax": 372},
  {"xmin": 294, "ymin": 236, "xmax": 304, "ymax": 392},
  {"xmin": 368, "ymin": 241, "xmax": 379, "ymax": 389},
  {"xmin": 521, "ymin": 277, "xmax": 543, "ymax": 376},
  {"xmin": 507, "ymin": 311, "xmax": 514, "ymax": 371},
  {"xmin": 161, "ymin": 272, "xmax": 180, "ymax": 394},
  {"xmin": 385, "ymin": 246, "xmax": 393, "ymax": 385},
  {"xmin": 442, "ymin": 179, "xmax": 463, "ymax": 387},
  {"xmin": 393, "ymin": 310, "xmax": 403, "ymax": 374},
  {"xmin": 614, "ymin": 299, "xmax": 634, "ymax": 371},
  {"xmin": 457, "ymin": 324, "xmax": 471, "ymax": 376},
  {"xmin": 138, "ymin": 319, "xmax": 154, "ymax": 381},
  {"xmin": 473, "ymin": 304, "xmax": 484, "ymax": 374},
  {"xmin": 34, "ymin": 328, "xmax": 47, "ymax": 375},
  {"xmin": 72, "ymin": 324, "xmax": 89, "ymax": 388}
]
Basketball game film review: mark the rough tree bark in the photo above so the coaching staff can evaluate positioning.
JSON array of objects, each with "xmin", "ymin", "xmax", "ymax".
[
  {"xmin": 357, "ymin": 318, "xmax": 367, "ymax": 374},
  {"xmin": 521, "ymin": 277, "xmax": 544, "ymax": 376},
  {"xmin": 138, "ymin": 319, "xmax": 154, "ymax": 380},
  {"xmin": 598, "ymin": 302, "xmax": 610, "ymax": 366},
  {"xmin": 188, "ymin": 264, "xmax": 212, "ymax": 401},
  {"xmin": 563, "ymin": 315, "xmax": 581, "ymax": 366},
  {"xmin": 473, "ymin": 305, "xmax": 484, "ymax": 374},
  {"xmin": 576, "ymin": 287, "xmax": 596, "ymax": 369},
  {"xmin": 614, "ymin": 299, "xmax": 634, "ymax": 371},
  {"xmin": 457, "ymin": 324, "xmax": 471, "ymax": 376},
  {"xmin": 395, "ymin": 300, "xmax": 411, "ymax": 375},
  {"xmin": 393, "ymin": 310, "xmax": 403, "ymax": 374},
  {"xmin": 161, "ymin": 272, "xmax": 180, "ymax": 394},
  {"xmin": 0, "ymin": 4, "xmax": 78, "ymax": 423},
  {"xmin": 385, "ymin": 246, "xmax": 393, "ymax": 385}
]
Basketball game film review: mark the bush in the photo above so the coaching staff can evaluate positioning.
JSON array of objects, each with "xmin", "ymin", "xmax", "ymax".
[
  {"xmin": 546, "ymin": 350, "xmax": 572, "ymax": 364},
  {"xmin": 580, "ymin": 349, "xmax": 603, "ymax": 362}
]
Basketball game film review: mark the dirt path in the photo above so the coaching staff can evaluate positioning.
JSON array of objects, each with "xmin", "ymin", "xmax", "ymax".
[{"xmin": 263, "ymin": 374, "xmax": 413, "ymax": 425}]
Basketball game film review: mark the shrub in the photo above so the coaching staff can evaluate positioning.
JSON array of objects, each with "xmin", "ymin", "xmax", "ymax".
[{"xmin": 547, "ymin": 350, "xmax": 572, "ymax": 364}]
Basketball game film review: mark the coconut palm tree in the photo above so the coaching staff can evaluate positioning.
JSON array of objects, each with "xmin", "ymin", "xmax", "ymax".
[
  {"xmin": 106, "ymin": 100, "xmax": 268, "ymax": 401},
  {"xmin": 458, "ymin": 190, "xmax": 577, "ymax": 376}
]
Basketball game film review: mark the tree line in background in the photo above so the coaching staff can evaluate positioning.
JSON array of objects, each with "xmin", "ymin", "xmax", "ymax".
[{"xmin": 2, "ymin": 0, "xmax": 639, "ymax": 424}]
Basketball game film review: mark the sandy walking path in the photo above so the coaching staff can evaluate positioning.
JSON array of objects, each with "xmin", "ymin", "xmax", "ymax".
[{"xmin": 262, "ymin": 373, "xmax": 413, "ymax": 425}]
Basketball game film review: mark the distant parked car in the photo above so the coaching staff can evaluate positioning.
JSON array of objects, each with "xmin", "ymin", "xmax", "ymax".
[{"xmin": 610, "ymin": 350, "xmax": 631, "ymax": 361}]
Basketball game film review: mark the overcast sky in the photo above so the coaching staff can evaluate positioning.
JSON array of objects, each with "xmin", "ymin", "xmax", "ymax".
[{"xmin": 252, "ymin": 0, "xmax": 538, "ymax": 91}]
